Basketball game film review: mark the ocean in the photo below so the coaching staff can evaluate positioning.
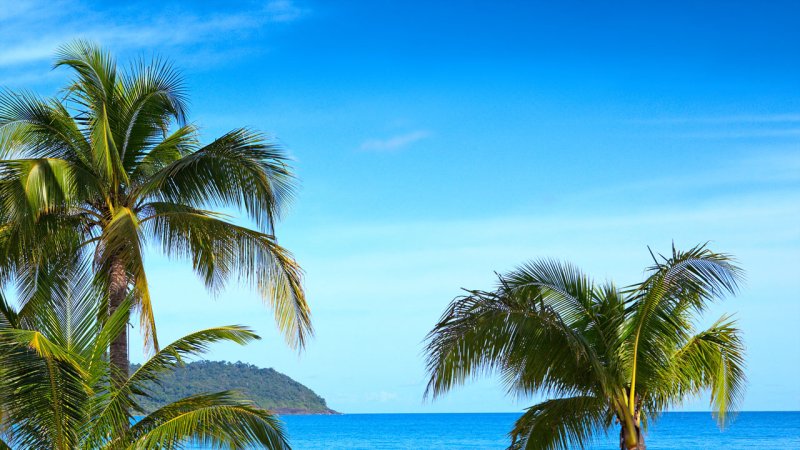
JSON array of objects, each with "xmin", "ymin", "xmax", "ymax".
[{"xmin": 280, "ymin": 412, "xmax": 800, "ymax": 449}]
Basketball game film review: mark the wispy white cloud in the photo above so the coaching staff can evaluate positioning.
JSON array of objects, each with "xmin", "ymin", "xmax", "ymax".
[
  {"xmin": 0, "ymin": 0, "xmax": 308, "ymax": 72},
  {"xmin": 0, "ymin": 38, "xmax": 60, "ymax": 67},
  {"xmin": 264, "ymin": 0, "xmax": 309, "ymax": 22},
  {"xmin": 360, "ymin": 130, "xmax": 431, "ymax": 152}
]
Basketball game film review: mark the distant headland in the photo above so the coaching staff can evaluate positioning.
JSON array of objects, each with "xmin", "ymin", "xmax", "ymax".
[{"xmin": 133, "ymin": 360, "xmax": 339, "ymax": 415}]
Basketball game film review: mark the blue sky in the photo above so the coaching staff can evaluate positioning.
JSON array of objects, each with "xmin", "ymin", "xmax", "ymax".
[{"xmin": 1, "ymin": 0, "xmax": 798, "ymax": 413}]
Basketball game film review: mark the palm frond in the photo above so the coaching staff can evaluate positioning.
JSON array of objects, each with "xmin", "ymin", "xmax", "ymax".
[
  {"xmin": 10, "ymin": 255, "xmax": 100, "ymax": 358},
  {"xmin": 86, "ymin": 297, "xmax": 131, "ymax": 383},
  {"xmin": 647, "ymin": 315, "xmax": 746, "ymax": 425},
  {"xmin": 131, "ymin": 124, "xmax": 198, "ymax": 182},
  {"xmin": 504, "ymin": 259, "xmax": 595, "ymax": 326},
  {"xmin": 54, "ymin": 40, "xmax": 118, "ymax": 112},
  {"xmin": 117, "ymin": 55, "xmax": 188, "ymax": 172},
  {"xmin": 630, "ymin": 243, "xmax": 743, "ymax": 318},
  {"xmin": 424, "ymin": 286, "xmax": 605, "ymax": 400},
  {"xmin": 127, "ymin": 392, "xmax": 289, "ymax": 450},
  {"xmin": 0, "ymin": 157, "xmax": 99, "ymax": 217},
  {"xmin": 92, "ymin": 325, "xmax": 259, "ymax": 433},
  {"xmin": 135, "ymin": 128, "xmax": 296, "ymax": 231},
  {"xmin": 0, "ymin": 89, "xmax": 90, "ymax": 161},
  {"xmin": 0, "ymin": 290, "xmax": 19, "ymax": 329},
  {"xmin": 130, "ymin": 325, "xmax": 259, "ymax": 390},
  {"xmin": 625, "ymin": 243, "xmax": 744, "ymax": 414},
  {"xmin": 142, "ymin": 203, "xmax": 311, "ymax": 348},
  {"xmin": 509, "ymin": 396, "xmax": 607, "ymax": 450},
  {"xmin": 0, "ymin": 327, "xmax": 88, "ymax": 450},
  {"xmin": 503, "ymin": 260, "xmax": 626, "ymax": 378}
]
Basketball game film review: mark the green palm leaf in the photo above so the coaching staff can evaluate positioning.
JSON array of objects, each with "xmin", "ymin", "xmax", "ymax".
[
  {"xmin": 509, "ymin": 396, "xmax": 608, "ymax": 450},
  {"xmin": 136, "ymin": 128, "xmax": 296, "ymax": 230},
  {"xmin": 127, "ymin": 392, "xmax": 289, "ymax": 450},
  {"xmin": 93, "ymin": 325, "xmax": 260, "ymax": 431},
  {"xmin": 142, "ymin": 203, "xmax": 311, "ymax": 348}
]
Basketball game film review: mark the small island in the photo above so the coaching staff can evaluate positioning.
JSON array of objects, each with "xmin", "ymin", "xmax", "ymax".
[{"xmin": 133, "ymin": 360, "xmax": 339, "ymax": 415}]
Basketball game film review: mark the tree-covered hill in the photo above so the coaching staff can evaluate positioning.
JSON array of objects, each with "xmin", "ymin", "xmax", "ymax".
[{"xmin": 133, "ymin": 360, "xmax": 338, "ymax": 415}]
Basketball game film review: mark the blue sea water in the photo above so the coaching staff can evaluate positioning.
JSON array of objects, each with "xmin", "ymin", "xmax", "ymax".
[{"xmin": 280, "ymin": 412, "xmax": 800, "ymax": 449}]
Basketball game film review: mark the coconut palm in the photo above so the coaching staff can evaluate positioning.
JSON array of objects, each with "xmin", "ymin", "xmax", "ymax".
[
  {"xmin": 0, "ymin": 264, "xmax": 290, "ymax": 450},
  {"xmin": 0, "ymin": 41, "xmax": 310, "ymax": 386},
  {"xmin": 425, "ymin": 244, "xmax": 746, "ymax": 450}
]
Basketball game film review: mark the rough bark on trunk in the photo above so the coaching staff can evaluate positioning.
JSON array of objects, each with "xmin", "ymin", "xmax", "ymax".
[{"xmin": 108, "ymin": 256, "xmax": 129, "ymax": 388}]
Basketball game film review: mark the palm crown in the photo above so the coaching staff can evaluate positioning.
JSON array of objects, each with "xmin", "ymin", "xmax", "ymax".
[
  {"xmin": 0, "ymin": 41, "xmax": 311, "ymax": 381},
  {"xmin": 0, "ymin": 264, "xmax": 289, "ymax": 450},
  {"xmin": 425, "ymin": 244, "xmax": 746, "ymax": 450}
]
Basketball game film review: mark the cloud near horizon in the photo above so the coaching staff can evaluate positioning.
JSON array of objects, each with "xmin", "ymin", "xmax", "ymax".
[{"xmin": 360, "ymin": 130, "xmax": 432, "ymax": 152}]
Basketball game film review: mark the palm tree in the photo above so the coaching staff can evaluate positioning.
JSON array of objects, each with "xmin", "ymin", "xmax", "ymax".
[
  {"xmin": 0, "ymin": 41, "xmax": 310, "ymax": 386},
  {"xmin": 0, "ymin": 265, "xmax": 290, "ymax": 449},
  {"xmin": 425, "ymin": 244, "xmax": 746, "ymax": 450}
]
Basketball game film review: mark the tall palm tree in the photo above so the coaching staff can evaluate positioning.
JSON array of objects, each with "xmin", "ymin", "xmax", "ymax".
[
  {"xmin": 0, "ymin": 41, "xmax": 310, "ymax": 385},
  {"xmin": 425, "ymin": 244, "xmax": 746, "ymax": 450},
  {"xmin": 0, "ymin": 265, "xmax": 290, "ymax": 449}
]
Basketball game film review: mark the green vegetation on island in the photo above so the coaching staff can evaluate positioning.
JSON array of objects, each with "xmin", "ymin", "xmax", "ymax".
[{"xmin": 134, "ymin": 360, "xmax": 338, "ymax": 415}]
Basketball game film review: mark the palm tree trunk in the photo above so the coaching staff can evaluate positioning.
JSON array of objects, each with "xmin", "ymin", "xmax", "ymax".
[
  {"xmin": 619, "ymin": 425, "xmax": 646, "ymax": 450},
  {"xmin": 108, "ymin": 256, "xmax": 129, "ymax": 387},
  {"xmin": 637, "ymin": 430, "xmax": 646, "ymax": 450}
]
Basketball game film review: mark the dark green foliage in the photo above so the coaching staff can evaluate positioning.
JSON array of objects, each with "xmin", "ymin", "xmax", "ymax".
[{"xmin": 133, "ymin": 360, "xmax": 337, "ymax": 415}]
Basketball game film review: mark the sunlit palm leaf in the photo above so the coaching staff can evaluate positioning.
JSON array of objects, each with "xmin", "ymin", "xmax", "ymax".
[
  {"xmin": 136, "ymin": 128, "xmax": 296, "ymax": 230},
  {"xmin": 127, "ymin": 392, "xmax": 289, "ymax": 450},
  {"xmin": 142, "ymin": 203, "xmax": 311, "ymax": 348}
]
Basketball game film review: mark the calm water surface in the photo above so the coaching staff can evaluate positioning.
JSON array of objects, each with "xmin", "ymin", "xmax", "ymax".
[{"xmin": 280, "ymin": 412, "xmax": 800, "ymax": 449}]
